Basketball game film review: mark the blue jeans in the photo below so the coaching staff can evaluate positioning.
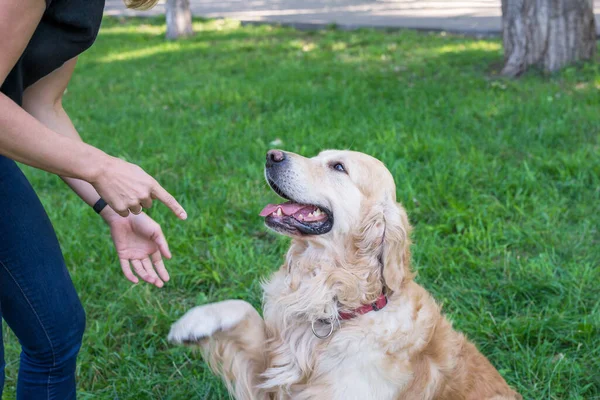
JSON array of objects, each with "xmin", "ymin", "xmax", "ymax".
[{"xmin": 0, "ymin": 155, "xmax": 85, "ymax": 399}]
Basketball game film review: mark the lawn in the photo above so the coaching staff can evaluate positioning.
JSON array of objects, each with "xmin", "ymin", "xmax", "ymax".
[{"xmin": 2, "ymin": 16, "xmax": 599, "ymax": 399}]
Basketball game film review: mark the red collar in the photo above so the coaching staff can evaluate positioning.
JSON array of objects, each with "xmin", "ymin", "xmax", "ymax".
[{"xmin": 338, "ymin": 294, "xmax": 388, "ymax": 320}]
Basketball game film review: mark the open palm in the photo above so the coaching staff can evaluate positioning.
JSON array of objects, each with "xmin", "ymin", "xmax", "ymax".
[{"xmin": 108, "ymin": 212, "xmax": 172, "ymax": 288}]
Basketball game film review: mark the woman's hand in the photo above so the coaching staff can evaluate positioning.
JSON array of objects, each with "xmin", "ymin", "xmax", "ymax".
[
  {"xmin": 91, "ymin": 155, "xmax": 187, "ymax": 220},
  {"xmin": 104, "ymin": 210, "xmax": 172, "ymax": 288}
]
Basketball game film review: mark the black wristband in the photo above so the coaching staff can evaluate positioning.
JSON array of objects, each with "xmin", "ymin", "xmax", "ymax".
[{"xmin": 93, "ymin": 197, "xmax": 108, "ymax": 214}]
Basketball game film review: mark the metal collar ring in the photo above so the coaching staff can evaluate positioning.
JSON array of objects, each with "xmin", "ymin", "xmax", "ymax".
[{"xmin": 311, "ymin": 319, "xmax": 334, "ymax": 339}]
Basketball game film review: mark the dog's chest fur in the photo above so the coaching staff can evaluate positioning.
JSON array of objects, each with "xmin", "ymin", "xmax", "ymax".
[{"xmin": 258, "ymin": 266, "xmax": 432, "ymax": 400}]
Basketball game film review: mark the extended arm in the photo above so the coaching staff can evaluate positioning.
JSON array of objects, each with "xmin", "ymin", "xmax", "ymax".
[
  {"xmin": 21, "ymin": 58, "xmax": 173, "ymax": 287},
  {"xmin": 1, "ymin": 1, "xmax": 183, "ymax": 286},
  {"xmin": 0, "ymin": 0, "xmax": 186, "ymax": 219}
]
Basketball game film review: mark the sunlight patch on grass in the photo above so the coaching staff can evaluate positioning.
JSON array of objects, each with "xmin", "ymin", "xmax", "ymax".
[
  {"xmin": 100, "ymin": 23, "xmax": 166, "ymax": 35},
  {"xmin": 289, "ymin": 39, "xmax": 317, "ymax": 52},
  {"xmin": 434, "ymin": 41, "xmax": 502, "ymax": 54},
  {"xmin": 192, "ymin": 18, "xmax": 241, "ymax": 32},
  {"xmin": 331, "ymin": 41, "xmax": 347, "ymax": 51},
  {"xmin": 573, "ymin": 80, "xmax": 600, "ymax": 91},
  {"xmin": 97, "ymin": 42, "xmax": 209, "ymax": 63}
]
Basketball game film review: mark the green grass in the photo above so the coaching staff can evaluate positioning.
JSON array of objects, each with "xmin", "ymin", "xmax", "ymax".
[{"xmin": 2, "ymin": 17, "xmax": 600, "ymax": 399}]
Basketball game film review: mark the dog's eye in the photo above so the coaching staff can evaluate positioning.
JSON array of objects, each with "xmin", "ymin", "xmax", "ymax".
[{"xmin": 332, "ymin": 163, "xmax": 346, "ymax": 173}]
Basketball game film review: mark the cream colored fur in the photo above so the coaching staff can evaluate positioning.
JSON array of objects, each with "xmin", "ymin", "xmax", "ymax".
[{"xmin": 168, "ymin": 150, "xmax": 521, "ymax": 400}]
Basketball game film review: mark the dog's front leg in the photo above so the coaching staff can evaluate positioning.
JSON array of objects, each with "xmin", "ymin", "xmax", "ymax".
[{"xmin": 168, "ymin": 300, "xmax": 268, "ymax": 400}]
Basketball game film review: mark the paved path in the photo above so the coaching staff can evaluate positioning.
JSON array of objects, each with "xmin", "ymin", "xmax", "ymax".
[{"xmin": 104, "ymin": 0, "xmax": 600, "ymax": 36}]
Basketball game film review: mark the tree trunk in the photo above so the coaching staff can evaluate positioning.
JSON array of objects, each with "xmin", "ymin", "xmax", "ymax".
[
  {"xmin": 501, "ymin": 0, "xmax": 596, "ymax": 77},
  {"xmin": 166, "ymin": 0, "xmax": 194, "ymax": 40}
]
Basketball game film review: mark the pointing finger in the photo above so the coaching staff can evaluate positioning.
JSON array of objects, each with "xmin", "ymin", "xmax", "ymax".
[{"xmin": 151, "ymin": 184, "xmax": 187, "ymax": 220}]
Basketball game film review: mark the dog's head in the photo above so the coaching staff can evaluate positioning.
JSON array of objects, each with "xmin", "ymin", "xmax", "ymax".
[{"xmin": 260, "ymin": 149, "xmax": 412, "ymax": 292}]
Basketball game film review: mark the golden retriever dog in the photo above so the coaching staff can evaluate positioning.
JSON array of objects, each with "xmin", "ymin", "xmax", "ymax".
[{"xmin": 168, "ymin": 149, "xmax": 521, "ymax": 400}]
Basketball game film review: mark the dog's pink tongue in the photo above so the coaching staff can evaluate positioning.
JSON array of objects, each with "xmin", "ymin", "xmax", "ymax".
[
  {"xmin": 259, "ymin": 204, "xmax": 278, "ymax": 217},
  {"xmin": 259, "ymin": 202, "xmax": 305, "ymax": 217}
]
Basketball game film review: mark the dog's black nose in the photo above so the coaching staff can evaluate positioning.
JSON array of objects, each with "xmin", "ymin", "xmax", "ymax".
[{"xmin": 266, "ymin": 149, "xmax": 286, "ymax": 167}]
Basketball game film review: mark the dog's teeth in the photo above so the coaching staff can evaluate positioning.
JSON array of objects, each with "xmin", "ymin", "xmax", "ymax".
[
  {"xmin": 308, "ymin": 213, "xmax": 314, "ymax": 218},
  {"xmin": 299, "ymin": 214, "xmax": 304, "ymax": 220},
  {"xmin": 274, "ymin": 208, "xmax": 282, "ymax": 217},
  {"xmin": 314, "ymin": 209, "xmax": 321, "ymax": 216}
]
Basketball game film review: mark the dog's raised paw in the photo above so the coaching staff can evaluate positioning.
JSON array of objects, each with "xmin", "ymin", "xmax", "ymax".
[
  {"xmin": 167, "ymin": 306, "xmax": 214, "ymax": 344},
  {"xmin": 167, "ymin": 300, "xmax": 254, "ymax": 345}
]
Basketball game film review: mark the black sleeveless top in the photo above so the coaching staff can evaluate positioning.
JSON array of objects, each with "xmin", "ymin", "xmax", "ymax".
[{"xmin": 1, "ymin": 0, "xmax": 106, "ymax": 106}]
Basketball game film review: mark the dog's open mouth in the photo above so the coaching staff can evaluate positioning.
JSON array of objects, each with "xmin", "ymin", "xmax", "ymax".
[{"xmin": 260, "ymin": 180, "xmax": 333, "ymax": 235}]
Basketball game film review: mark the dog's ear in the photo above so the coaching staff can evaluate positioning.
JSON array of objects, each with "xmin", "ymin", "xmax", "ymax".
[
  {"xmin": 380, "ymin": 202, "xmax": 412, "ymax": 293},
  {"xmin": 355, "ymin": 200, "xmax": 412, "ymax": 293}
]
